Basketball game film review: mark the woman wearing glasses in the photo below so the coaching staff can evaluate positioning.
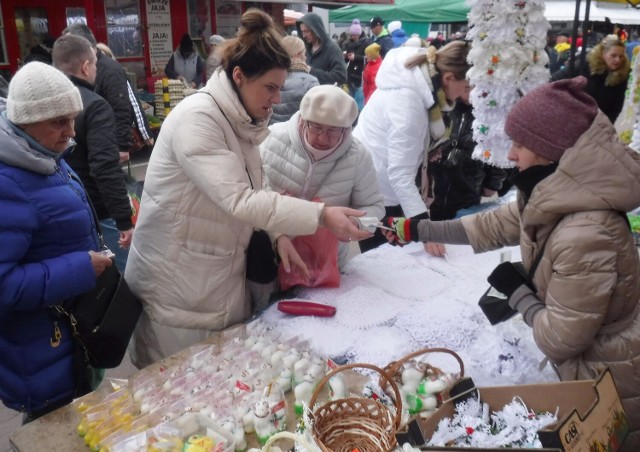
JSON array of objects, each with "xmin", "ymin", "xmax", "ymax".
[
  {"xmin": 261, "ymin": 85, "xmax": 384, "ymax": 270},
  {"xmin": 125, "ymin": 10, "xmax": 371, "ymax": 369}
]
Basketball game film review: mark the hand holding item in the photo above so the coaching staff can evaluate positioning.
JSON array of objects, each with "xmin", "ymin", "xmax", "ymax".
[
  {"xmin": 88, "ymin": 250, "xmax": 113, "ymax": 276},
  {"xmin": 119, "ymin": 152, "xmax": 130, "ymax": 164},
  {"xmin": 487, "ymin": 262, "xmax": 528, "ymax": 298},
  {"xmin": 322, "ymin": 206, "xmax": 372, "ymax": 242},
  {"xmin": 479, "ymin": 261, "xmax": 527, "ymax": 326},
  {"xmin": 276, "ymin": 235, "xmax": 310, "ymax": 279},
  {"xmin": 383, "ymin": 216, "xmax": 419, "ymax": 244}
]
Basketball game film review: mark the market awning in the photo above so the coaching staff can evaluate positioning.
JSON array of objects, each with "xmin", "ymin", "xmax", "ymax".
[
  {"xmin": 544, "ymin": 0, "xmax": 640, "ymax": 24},
  {"xmin": 329, "ymin": 0, "xmax": 470, "ymax": 24},
  {"xmin": 227, "ymin": 0, "xmax": 394, "ymax": 4}
]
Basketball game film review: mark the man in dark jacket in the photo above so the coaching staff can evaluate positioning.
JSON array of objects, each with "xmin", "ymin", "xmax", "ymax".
[
  {"xmin": 296, "ymin": 13, "xmax": 347, "ymax": 86},
  {"xmin": 52, "ymin": 34, "xmax": 134, "ymax": 270},
  {"xmin": 369, "ymin": 16, "xmax": 394, "ymax": 58},
  {"xmin": 63, "ymin": 23, "xmax": 152, "ymax": 158}
]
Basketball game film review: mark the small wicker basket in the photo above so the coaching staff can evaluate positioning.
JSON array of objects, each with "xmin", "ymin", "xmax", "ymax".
[
  {"xmin": 308, "ymin": 363, "xmax": 402, "ymax": 452},
  {"xmin": 380, "ymin": 347, "xmax": 465, "ymax": 404}
]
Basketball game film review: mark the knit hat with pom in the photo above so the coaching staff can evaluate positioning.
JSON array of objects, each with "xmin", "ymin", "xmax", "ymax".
[
  {"xmin": 505, "ymin": 76, "xmax": 598, "ymax": 162},
  {"xmin": 300, "ymin": 85, "xmax": 359, "ymax": 128},
  {"xmin": 365, "ymin": 43, "xmax": 381, "ymax": 59},
  {"xmin": 350, "ymin": 19, "xmax": 362, "ymax": 36},
  {"xmin": 7, "ymin": 62, "xmax": 82, "ymax": 125},
  {"xmin": 388, "ymin": 21, "xmax": 402, "ymax": 34},
  {"xmin": 404, "ymin": 37, "xmax": 423, "ymax": 48}
]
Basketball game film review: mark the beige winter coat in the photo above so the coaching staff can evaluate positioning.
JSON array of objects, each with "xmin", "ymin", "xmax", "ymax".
[
  {"xmin": 461, "ymin": 112, "xmax": 640, "ymax": 447},
  {"xmin": 125, "ymin": 70, "xmax": 323, "ymax": 367}
]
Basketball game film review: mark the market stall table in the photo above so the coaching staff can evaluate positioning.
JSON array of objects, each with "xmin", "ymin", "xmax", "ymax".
[{"xmin": 10, "ymin": 213, "xmax": 560, "ymax": 450}]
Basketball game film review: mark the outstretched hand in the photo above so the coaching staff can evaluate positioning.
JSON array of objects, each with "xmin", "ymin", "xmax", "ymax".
[
  {"xmin": 322, "ymin": 206, "xmax": 372, "ymax": 242},
  {"xmin": 382, "ymin": 216, "xmax": 419, "ymax": 245}
]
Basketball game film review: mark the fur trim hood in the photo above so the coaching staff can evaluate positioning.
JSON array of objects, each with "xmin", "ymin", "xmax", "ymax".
[{"xmin": 587, "ymin": 44, "xmax": 631, "ymax": 87}]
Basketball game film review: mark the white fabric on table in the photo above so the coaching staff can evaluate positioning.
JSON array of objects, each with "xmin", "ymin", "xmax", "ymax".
[{"xmin": 260, "ymin": 241, "xmax": 559, "ymax": 386}]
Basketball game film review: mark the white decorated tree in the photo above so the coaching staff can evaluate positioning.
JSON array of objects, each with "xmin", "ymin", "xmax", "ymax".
[{"xmin": 466, "ymin": 0, "xmax": 551, "ymax": 167}]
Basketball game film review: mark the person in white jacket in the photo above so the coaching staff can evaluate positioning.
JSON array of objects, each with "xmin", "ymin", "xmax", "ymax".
[
  {"xmin": 353, "ymin": 42, "xmax": 470, "ymax": 253},
  {"xmin": 261, "ymin": 85, "xmax": 385, "ymax": 269},
  {"xmin": 125, "ymin": 10, "xmax": 371, "ymax": 369}
]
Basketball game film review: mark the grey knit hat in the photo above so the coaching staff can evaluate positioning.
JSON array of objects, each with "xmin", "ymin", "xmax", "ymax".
[{"xmin": 7, "ymin": 62, "xmax": 83, "ymax": 125}]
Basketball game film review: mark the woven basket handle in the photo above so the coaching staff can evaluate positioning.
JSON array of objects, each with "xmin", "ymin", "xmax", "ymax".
[
  {"xmin": 262, "ymin": 431, "xmax": 316, "ymax": 452},
  {"xmin": 308, "ymin": 362, "xmax": 403, "ymax": 430},
  {"xmin": 385, "ymin": 347, "xmax": 465, "ymax": 383}
]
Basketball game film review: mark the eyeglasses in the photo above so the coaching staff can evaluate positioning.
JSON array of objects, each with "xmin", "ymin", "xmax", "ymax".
[{"xmin": 305, "ymin": 121, "xmax": 345, "ymax": 141}]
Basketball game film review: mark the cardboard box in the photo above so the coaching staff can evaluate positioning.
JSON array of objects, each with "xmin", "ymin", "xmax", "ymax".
[{"xmin": 410, "ymin": 369, "xmax": 628, "ymax": 451}]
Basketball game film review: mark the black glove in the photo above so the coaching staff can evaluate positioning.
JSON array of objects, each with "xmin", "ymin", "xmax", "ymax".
[{"xmin": 487, "ymin": 262, "xmax": 528, "ymax": 298}]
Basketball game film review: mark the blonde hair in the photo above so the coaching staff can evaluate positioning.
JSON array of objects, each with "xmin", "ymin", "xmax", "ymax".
[
  {"xmin": 405, "ymin": 40, "xmax": 470, "ymax": 81},
  {"xmin": 97, "ymin": 43, "xmax": 114, "ymax": 59}
]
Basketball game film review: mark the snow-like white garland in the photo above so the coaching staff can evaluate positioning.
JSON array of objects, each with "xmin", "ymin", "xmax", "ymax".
[
  {"xmin": 614, "ymin": 51, "xmax": 640, "ymax": 153},
  {"xmin": 466, "ymin": 0, "xmax": 551, "ymax": 167},
  {"xmin": 426, "ymin": 395, "xmax": 558, "ymax": 448}
]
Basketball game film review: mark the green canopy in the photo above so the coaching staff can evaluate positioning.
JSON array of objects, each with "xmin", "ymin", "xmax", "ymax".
[{"xmin": 329, "ymin": 0, "xmax": 470, "ymax": 25}]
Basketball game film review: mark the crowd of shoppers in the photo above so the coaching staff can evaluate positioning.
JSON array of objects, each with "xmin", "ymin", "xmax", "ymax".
[{"xmin": 2, "ymin": 12, "xmax": 640, "ymax": 451}]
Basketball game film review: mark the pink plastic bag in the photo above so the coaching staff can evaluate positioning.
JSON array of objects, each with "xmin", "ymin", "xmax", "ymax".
[{"xmin": 278, "ymin": 227, "xmax": 340, "ymax": 290}]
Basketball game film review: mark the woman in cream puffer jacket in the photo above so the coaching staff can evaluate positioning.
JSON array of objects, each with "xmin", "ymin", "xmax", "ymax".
[{"xmin": 125, "ymin": 10, "xmax": 369, "ymax": 369}]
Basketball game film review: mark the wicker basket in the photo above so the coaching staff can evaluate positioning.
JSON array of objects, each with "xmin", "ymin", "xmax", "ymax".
[
  {"xmin": 308, "ymin": 363, "xmax": 402, "ymax": 452},
  {"xmin": 379, "ymin": 347, "xmax": 465, "ymax": 404}
]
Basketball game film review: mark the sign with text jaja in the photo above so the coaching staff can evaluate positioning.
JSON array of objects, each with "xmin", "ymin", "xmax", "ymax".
[{"xmin": 146, "ymin": 0, "xmax": 173, "ymax": 76}]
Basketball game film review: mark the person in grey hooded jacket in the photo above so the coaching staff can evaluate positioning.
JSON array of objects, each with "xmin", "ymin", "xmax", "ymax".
[{"xmin": 296, "ymin": 13, "xmax": 347, "ymax": 86}]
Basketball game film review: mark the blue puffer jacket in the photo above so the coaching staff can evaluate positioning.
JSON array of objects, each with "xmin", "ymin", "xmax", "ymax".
[{"xmin": 0, "ymin": 109, "xmax": 99, "ymax": 413}]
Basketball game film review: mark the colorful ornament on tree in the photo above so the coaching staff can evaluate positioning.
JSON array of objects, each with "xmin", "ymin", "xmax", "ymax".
[{"xmin": 467, "ymin": 0, "xmax": 551, "ymax": 167}]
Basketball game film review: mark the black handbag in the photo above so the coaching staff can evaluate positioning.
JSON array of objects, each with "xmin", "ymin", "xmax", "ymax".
[
  {"xmin": 246, "ymin": 229, "xmax": 278, "ymax": 284},
  {"xmin": 55, "ymin": 263, "xmax": 142, "ymax": 368},
  {"xmin": 478, "ymin": 262, "xmax": 527, "ymax": 325},
  {"xmin": 52, "ymin": 176, "xmax": 142, "ymax": 368}
]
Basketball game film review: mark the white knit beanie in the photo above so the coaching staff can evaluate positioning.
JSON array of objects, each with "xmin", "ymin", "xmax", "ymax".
[
  {"xmin": 7, "ymin": 62, "xmax": 83, "ymax": 125},
  {"xmin": 388, "ymin": 21, "xmax": 402, "ymax": 34},
  {"xmin": 300, "ymin": 85, "xmax": 358, "ymax": 128}
]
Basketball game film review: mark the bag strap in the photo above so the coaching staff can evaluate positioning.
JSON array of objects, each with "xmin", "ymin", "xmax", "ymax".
[
  {"xmin": 305, "ymin": 159, "xmax": 339, "ymax": 201},
  {"xmin": 66, "ymin": 169, "xmax": 106, "ymax": 250}
]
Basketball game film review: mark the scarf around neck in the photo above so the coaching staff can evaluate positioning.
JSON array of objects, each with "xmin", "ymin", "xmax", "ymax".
[
  {"xmin": 512, "ymin": 162, "xmax": 559, "ymax": 204},
  {"xmin": 418, "ymin": 47, "xmax": 455, "ymax": 204}
]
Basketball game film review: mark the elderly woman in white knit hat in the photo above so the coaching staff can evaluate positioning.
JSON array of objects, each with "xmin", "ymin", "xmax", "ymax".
[
  {"xmin": 261, "ymin": 85, "xmax": 384, "ymax": 274},
  {"xmin": 0, "ymin": 62, "xmax": 113, "ymax": 422}
]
